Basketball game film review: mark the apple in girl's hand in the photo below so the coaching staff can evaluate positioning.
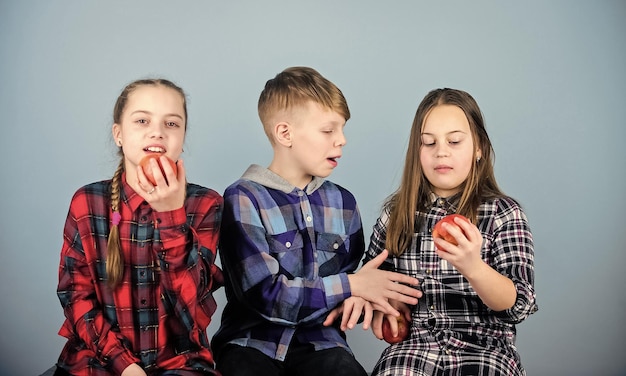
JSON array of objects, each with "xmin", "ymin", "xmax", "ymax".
[
  {"xmin": 382, "ymin": 315, "xmax": 409, "ymax": 344},
  {"xmin": 139, "ymin": 154, "xmax": 177, "ymax": 185},
  {"xmin": 432, "ymin": 214, "xmax": 470, "ymax": 245}
]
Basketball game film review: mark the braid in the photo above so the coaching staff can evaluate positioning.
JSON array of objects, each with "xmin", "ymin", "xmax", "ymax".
[{"xmin": 106, "ymin": 159, "xmax": 125, "ymax": 288}]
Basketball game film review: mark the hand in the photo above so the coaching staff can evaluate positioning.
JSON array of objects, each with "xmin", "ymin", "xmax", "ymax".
[
  {"xmin": 371, "ymin": 299, "xmax": 411, "ymax": 340},
  {"xmin": 348, "ymin": 250, "xmax": 422, "ymax": 317},
  {"xmin": 323, "ymin": 296, "xmax": 374, "ymax": 331},
  {"xmin": 136, "ymin": 157, "xmax": 186, "ymax": 212},
  {"xmin": 121, "ymin": 363, "xmax": 147, "ymax": 376},
  {"xmin": 433, "ymin": 216, "xmax": 484, "ymax": 278}
]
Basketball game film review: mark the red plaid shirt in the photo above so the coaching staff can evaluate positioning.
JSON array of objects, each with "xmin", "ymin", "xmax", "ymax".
[{"xmin": 56, "ymin": 174, "xmax": 223, "ymax": 375}]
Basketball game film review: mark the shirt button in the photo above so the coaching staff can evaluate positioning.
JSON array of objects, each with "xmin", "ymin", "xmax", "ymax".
[
  {"xmin": 141, "ymin": 299, "xmax": 147, "ymax": 305},
  {"xmin": 445, "ymin": 349, "xmax": 451, "ymax": 355},
  {"xmin": 285, "ymin": 241, "xmax": 292, "ymax": 248},
  {"xmin": 306, "ymin": 216, "xmax": 312, "ymax": 222},
  {"xmin": 438, "ymin": 199, "xmax": 445, "ymax": 206},
  {"xmin": 141, "ymin": 216, "xmax": 147, "ymax": 221},
  {"xmin": 430, "ymin": 305, "xmax": 435, "ymax": 310},
  {"xmin": 297, "ymin": 191, "xmax": 304, "ymax": 197},
  {"xmin": 333, "ymin": 243, "xmax": 339, "ymax": 250},
  {"xmin": 426, "ymin": 269, "xmax": 431, "ymax": 275}
]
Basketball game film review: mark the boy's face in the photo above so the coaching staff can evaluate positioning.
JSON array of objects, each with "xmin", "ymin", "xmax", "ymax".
[{"xmin": 287, "ymin": 101, "xmax": 347, "ymax": 186}]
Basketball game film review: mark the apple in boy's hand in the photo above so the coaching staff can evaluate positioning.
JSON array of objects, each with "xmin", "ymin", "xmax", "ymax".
[
  {"xmin": 382, "ymin": 315, "xmax": 409, "ymax": 344},
  {"xmin": 139, "ymin": 154, "xmax": 177, "ymax": 186},
  {"xmin": 432, "ymin": 214, "xmax": 470, "ymax": 245}
]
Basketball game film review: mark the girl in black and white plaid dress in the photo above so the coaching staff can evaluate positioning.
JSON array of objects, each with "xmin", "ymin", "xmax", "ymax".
[{"xmin": 365, "ymin": 88, "xmax": 537, "ymax": 376}]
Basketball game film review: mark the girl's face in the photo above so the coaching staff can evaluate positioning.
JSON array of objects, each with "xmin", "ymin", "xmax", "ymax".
[
  {"xmin": 419, "ymin": 104, "xmax": 480, "ymax": 198},
  {"xmin": 111, "ymin": 85, "xmax": 186, "ymax": 185}
]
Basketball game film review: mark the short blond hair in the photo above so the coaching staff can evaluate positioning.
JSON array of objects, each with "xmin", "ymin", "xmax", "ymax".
[{"xmin": 258, "ymin": 67, "xmax": 350, "ymax": 142}]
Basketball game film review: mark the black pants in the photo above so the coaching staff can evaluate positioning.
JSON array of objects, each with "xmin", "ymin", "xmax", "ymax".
[{"xmin": 217, "ymin": 344, "xmax": 368, "ymax": 376}]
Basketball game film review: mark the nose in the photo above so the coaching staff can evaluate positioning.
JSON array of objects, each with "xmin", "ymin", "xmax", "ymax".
[
  {"xmin": 434, "ymin": 142, "xmax": 450, "ymax": 157},
  {"xmin": 335, "ymin": 130, "xmax": 347, "ymax": 147},
  {"xmin": 149, "ymin": 123, "xmax": 165, "ymax": 139}
]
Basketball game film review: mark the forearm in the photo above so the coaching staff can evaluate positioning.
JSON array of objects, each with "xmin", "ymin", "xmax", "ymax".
[
  {"xmin": 465, "ymin": 261, "xmax": 517, "ymax": 311},
  {"xmin": 157, "ymin": 200, "xmax": 223, "ymax": 331}
]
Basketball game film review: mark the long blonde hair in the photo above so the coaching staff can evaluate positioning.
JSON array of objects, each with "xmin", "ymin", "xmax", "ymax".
[
  {"xmin": 106, "ymin": 79, "xmax": 187, "ymax": 288},
  {"xmin": 385, "ymin": 88, "xmax": 503, "ymax": 256}
]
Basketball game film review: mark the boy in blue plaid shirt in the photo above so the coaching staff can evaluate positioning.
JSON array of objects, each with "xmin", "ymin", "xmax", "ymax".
[{"xmin": 212, "ymin": 67, "xmax": 422, "ymax": 376}]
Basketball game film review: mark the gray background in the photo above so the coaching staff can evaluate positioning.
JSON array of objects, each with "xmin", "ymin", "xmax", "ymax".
[{"xmin": 1, "ymin": 1, "xmax": 624, "ymax": 375}]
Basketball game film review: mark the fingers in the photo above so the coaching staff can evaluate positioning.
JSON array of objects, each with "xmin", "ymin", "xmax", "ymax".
[
  {"xmin": 371, "ymin": 311, "xmax": 384, "ymax": 339},
  {"xmin": 385, "ymin": 271, "xmax": 420, "ymax": 288},
  {"xmin": 361, "ymin": 249, "xmax": 389, "ymax": 270},
  {"xmin": 369, "ymin": 299, "xmax": 400, "ymax": 318},
  {"xmin": 360, "ymin": 302, "xmax": 373, "ymax": 330},
  {"xmin": 341, "ymin": 301, "xmax": 363, "ymax": 330},
  {"xmin": 386, "ymin": 314, "xmax": 399, "ymax": 337},
  {"xmin": 323, "ymin": 306, "xmax": 342, "ymax": 327}
]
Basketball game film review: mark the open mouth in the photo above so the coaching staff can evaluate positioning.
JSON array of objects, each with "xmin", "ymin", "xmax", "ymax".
[{"xmin": 144, "ymin": 147, "xmax": 165, "ymax": 154}]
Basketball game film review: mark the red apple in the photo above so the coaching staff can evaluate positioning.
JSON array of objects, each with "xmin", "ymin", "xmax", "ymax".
[
  {"xmin": 139, "ymin": 154, "xmax": 178, "ymax": 186},
  {"xmin": 382, "ymin": 315, "xmax": 409, "ymax": 344},
  {"xmin": 432, "ymin": 214, "xmax": 470, "ymax": 245}
]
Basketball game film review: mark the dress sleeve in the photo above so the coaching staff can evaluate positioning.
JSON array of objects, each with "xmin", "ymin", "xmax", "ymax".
[
  {"xmin": 365, "ymin": 208, "xmax": 394, "ymax": 271},
  {"xmin": 219, "ymin": 186, "xmax": 354, "ymax": 325},
  {"xmin": 490, "ymin": 198, "xmax": 538, "ymax": 324}
]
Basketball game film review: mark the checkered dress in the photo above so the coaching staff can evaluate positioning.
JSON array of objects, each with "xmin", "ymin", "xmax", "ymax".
[{"xmin": 365, "ymin": 195, "xmax": 537, "ymax": 376}]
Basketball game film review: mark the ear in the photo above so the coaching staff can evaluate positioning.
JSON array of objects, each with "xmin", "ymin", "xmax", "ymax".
[
  {"xmin": 273, "ymin": 122, "xmax": 292, "ymax": 148},
  {"xmin": 112, "ymin": 123, "xmax": 122, "ymax": 146}
]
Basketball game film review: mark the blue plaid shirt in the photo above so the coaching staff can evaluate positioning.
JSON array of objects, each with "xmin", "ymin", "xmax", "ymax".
[{"xmin": 211, "ymin": 165, "xmax": 365, "ymax": 361}]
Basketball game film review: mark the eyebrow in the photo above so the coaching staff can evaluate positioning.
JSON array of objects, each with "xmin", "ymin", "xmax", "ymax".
[
  {"xmin": 421, "ymin": 130, "xmax": 466, "ymax": 136},
  {"xmin": 130, "ymin": 110, "xmax": 184, "ymax": 120}
]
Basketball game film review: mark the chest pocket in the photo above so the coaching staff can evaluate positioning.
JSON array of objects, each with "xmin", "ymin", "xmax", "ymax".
[
  {"xmin": 266, "ymin": 230, "xmax": 305, "ymax": 278},
  {"xmin": 316, "ymin": 232, "xmax": 349, "ymax": 276}
]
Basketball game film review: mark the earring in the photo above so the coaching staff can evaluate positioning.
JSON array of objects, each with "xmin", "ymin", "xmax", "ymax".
[{"xmin": 476, "ymin": 156, "xmax": 481, "ymax": 162}]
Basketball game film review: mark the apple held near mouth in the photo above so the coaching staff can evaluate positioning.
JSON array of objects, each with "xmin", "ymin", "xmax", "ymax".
[
  {"xmin": 432, "ymin": 214, "xmax": 470, "ymax": 245},
  {"xmin": 382, "ymin": 315, "xmax": 409, "ymax": 344},
  {"xmin": 139, "ymin": 154, "xmax": 178, "ymax": 186}
]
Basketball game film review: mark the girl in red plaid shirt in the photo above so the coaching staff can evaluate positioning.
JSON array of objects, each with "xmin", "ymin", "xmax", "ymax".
[{"xmin": 54, "ymin": 79, "xmax": 224, "ymax": 376}]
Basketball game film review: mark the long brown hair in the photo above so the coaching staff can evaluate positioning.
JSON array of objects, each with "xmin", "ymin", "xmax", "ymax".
[
  {"xmin": 385, "ymin": 88, "xmax": 503, "ymax": 256},
  {"xmin": 106, "ymin": 78, "xmax": 187, "ymax": 288}
]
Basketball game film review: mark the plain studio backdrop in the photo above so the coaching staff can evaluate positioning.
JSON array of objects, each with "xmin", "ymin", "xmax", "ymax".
[{"xmin": 1, "ymin": 2, "xmax": 624, "ymax": 375}]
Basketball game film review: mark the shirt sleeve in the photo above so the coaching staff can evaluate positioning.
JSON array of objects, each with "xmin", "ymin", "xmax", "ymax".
[
  {"xmin": 56, "ymin": 190, "xmax": 139, "ymax": 373},
  {"xmin": 219, "ymin": 186, "xmax": 355, "ymax": 325},
  {"xmin": 490, "ymin": 198, "xmax": 538, "ymax": 324},
  {"xmin": 152, "ymin": 187, "xmax": 224, "ymax": 337}
]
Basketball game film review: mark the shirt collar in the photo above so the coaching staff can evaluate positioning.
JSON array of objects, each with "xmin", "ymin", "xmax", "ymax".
[
  {"xmin": 429, "ymin": 191, "xmax": 462, "ymax": 212},
  {"xmin": 120, "ymin": 172, "xmax": 149, "ymax": 212},
  {"xmin": 241, "ymin": 164, "xmax": 325, "ymax": 194}
]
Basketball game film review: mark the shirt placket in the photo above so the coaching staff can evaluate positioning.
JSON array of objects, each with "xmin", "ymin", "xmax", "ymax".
[
  {"xmin": 133, "ymin": 201, "xmax": 159, "ymax": 368},
  {"xmin": 296, "ymin": 189, "xmax": 317, "ymax": 278}
]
